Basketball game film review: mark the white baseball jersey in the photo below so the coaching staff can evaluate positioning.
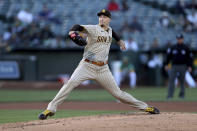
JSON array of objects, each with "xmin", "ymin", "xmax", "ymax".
[
  {"xmin": 47, "ymin": 24, "xmax": 148, "ymax": 113},
  {"xmin": 82, "ymin": 25, "xmax": 112, "ymax": 62}
]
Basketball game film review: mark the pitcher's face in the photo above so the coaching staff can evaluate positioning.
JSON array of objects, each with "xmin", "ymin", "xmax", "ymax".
[{"xmin": 99, "ymin": 15, "xmax": 111, "ymax": 27}]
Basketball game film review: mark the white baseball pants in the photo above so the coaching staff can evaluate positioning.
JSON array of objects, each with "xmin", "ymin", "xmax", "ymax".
[{"xmin": 47, "ymin": 60, "xmax": 148, "ymax": 112}]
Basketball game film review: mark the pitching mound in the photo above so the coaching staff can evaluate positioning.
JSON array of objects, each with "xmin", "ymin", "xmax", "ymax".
[{"xmin": 1, "ymin": 112, "xmax": 197, "ymax": 131}]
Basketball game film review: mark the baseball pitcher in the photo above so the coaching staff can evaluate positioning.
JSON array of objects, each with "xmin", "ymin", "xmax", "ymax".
[{"xmin": 39, "ymin": 9, "xmax": 160, "ymax": 120}]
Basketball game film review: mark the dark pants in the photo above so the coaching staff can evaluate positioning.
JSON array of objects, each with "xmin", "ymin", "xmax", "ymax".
[{"xmin": 167, "ymin": 65, "xmax": 187, "ymax": 98}]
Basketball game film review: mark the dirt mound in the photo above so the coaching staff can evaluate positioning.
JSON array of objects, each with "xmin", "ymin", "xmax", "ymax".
[{"xmin": 1, "ymin": 112, "xmax": 197, "ymax": 131}]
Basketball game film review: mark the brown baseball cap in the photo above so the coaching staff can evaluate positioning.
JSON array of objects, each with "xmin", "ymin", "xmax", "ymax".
[{"xmin": 97, "ymin": 9, "xmax": 111, "ymax": 18}]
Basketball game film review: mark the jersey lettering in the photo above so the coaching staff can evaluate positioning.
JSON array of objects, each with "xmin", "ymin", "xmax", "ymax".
[{"xmin": 97, "ymin": 36, "xmax": 112, "ymax": 43}]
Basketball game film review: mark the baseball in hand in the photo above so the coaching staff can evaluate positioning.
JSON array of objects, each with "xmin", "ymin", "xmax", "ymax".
[{"xmin": 118, "ymin": 40, "xmax": 126, "ymax": 51}]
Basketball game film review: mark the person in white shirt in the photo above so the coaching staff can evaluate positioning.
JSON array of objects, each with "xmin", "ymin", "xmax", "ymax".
[
  {"xmin": 124, "ymin": 37, "xmax": 138, "ymax": 52},
  {"xmin": 17, "ymin": 9, "xmax": 33, "ymax": 24}
]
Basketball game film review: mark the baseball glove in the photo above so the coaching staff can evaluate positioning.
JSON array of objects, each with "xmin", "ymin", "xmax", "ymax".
[{"xmin": 69, "ymin": 32, "xmax": 87, "ymax": 46}]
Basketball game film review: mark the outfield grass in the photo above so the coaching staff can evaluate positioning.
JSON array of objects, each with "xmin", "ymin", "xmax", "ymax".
[
  {"xmin": 0, "ymin": 110, "xmax": 131, "ymax": 124},
  {"xmin": 0, "ymin": 87, "xmax": 196, "ymax": 124},
  {"xmin": 0, "ymin": 87, "xmax": 196, "ymax": 102}
]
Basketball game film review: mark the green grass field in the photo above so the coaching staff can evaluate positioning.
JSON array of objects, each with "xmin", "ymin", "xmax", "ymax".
[
  {"xmin": 0, "ymin": 87, "xmax": 196, "ymax": 124},
  {"xmin": 0, "ymin": 110, "xmax": 131, "ymax": 124},
  {"xmin": 0, "ymin": 87, "xmax": 197, "ymax": 102}
]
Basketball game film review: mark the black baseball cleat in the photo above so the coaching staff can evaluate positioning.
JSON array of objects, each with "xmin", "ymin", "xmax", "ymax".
[
  {"xmin": 145, "ymin": 107, "xmax": 160, "ymax": 114},
  {"xmin": 38, "ymin": 110, "xmax": 55, "ymax": 120}
]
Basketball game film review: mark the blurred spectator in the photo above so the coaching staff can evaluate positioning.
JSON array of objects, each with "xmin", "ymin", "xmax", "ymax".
[
  {"xmin": 0, "ymin": 35, "xmax": 7, "ymax": 54},
  {"xmin": 119, "ymin": 20, "xmax": 130, "ymax": 36},
  {"xmin": 37, "ymin": 5, "xmax": 61, "ymax": 24},
  {"xmin": 16, "ymin": 26, "xmax": 31, "ymax": 46},
  {"xmin": 12, "ymin": 18, "xmax": 23, "ymax": 34},
  {"xmin": 186, "ymin": 0, "xmax": 197, "ymax": 9},
  {"xmin": 185, "ymin": 71, "xmax": 197, "ymax": 88},
  {"xmin": 176, "ymin": 15, "xmax": 187, "ymax": 31},
  {"xmin": 148, "ymin": 54, "xmax": 163, "ymax": 68},
  {"xmin": 186, "ymin": 10, "xmax": 197, "ymax": 31},
  {"xmin": 38, "ymin": 5, "xmax": 52, "ymax": 20},
  {"xmin": 107, "ymin": 0, "xmax": 120, "ymax": 12},
  {"xmin": 121, "ymin": 0, "xmax": 129, "ymax": 12},
  {"xmin": 148, "ymin": 38, "xmax": 163, "ymax": 68},
  {"xmin": 163, "ymin": 40, "xmax": 173, "ymax": 50},
  {"xmin": 124, "ymin": 37, "xmax": 138, "ymax": 52},
  {"xmin": 6, "ymin": 34, "xmax": 21, "ymax": 47},
  {"xmin": 176, "ymin": 15, "xmax": 194, "ymax": 32},
  {"xmin": 129, "ymin": 16, "xmax": 144, "ymax": 33},
  {"xmin": 2, "ymin": 19, "xmax": 59, "ymax": 49},
  {"xmin": 17, "ymin": 9, "xmax": 33, "ymax": 24},
  {"xmin": 193, "ymin": 58, "xmax": 197, "ymax": 79},
  {"xmin": 40, "ymin": 25, "xmax": 54, "ymax": 40},
  {"xmin": 28, "ymin": 23, "xmax": 42, "ymax": 46},
  {"xmin": 151, "ymin": 37, "xmax": 160, "ymax": 49},
  {"xmin": 158, "ymin": 12, "xmax": 175, "ymax": 28},
  {"xmin": 44, "ymin": 35, "xmax": 66, "ymax": 48},
  {"xmin": 115, "ymin": 56, "xmax": 137, "ymax": 88},
  {"xmin": 3, "ymin": 27, "xmax": 12, "ymax": 41},
  {"xmin": 52, "ymin": 35, "xmax": 66, "ymax": 48},
  {"xmin": 173, "ymin": 0, "xmax": 186, "ymax": 16},
  {"xmin": 187, "ymin": 10, "xmax": 197, "ymax": 25}
]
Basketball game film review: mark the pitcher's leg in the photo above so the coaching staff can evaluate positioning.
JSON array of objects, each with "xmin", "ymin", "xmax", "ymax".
[
  {"xmin": 47, "ymin": 79, "xmax": 81, "ymax": 112},
  {"xmin": 96, "ymin": 70, "xmax": 148, "ymax": 110},
  {"xmin": 47, "ymin": 62, "xmax": 94, "ymax": 112}
]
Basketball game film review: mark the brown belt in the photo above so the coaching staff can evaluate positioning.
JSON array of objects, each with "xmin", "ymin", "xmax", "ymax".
[{"xmin": 84, "ymin": 59, "xmax": 108, "ymax": 66}]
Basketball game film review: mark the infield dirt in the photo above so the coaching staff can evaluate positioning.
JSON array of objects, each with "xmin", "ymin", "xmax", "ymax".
[
  {"xmin": 1, "ymin": 112, "xmax": 197, "ymax": 131},
  {"xmin": 1, "ymin": 101, "xmax": 197, "ymax": 131}
]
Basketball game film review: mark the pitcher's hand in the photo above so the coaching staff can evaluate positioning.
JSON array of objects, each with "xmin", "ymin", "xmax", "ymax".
[{"xmin": 118, "ymin": 40, "xmax": 126, "ymax": 51}]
